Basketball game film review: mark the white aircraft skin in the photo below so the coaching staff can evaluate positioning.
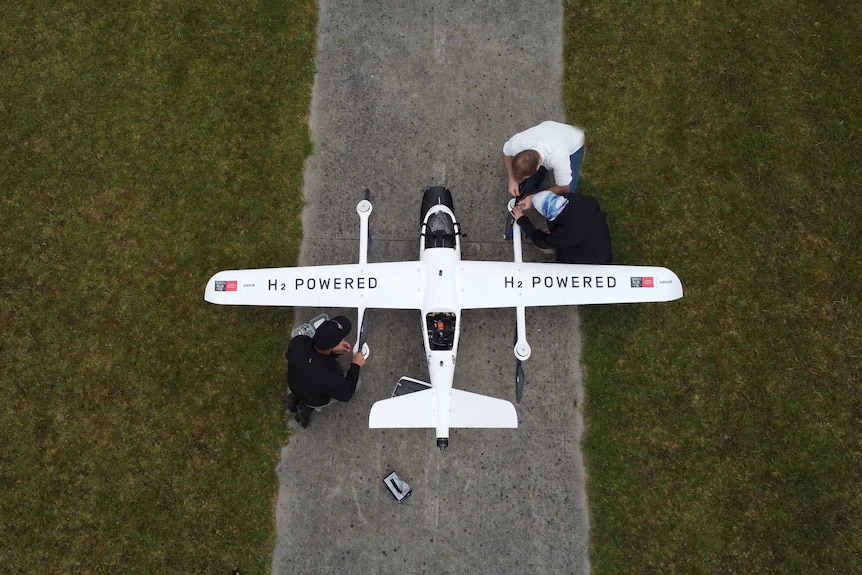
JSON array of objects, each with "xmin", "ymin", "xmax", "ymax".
[{"xmin": 204, "ymin": 187, "xmax": 684, "ymax": 451}]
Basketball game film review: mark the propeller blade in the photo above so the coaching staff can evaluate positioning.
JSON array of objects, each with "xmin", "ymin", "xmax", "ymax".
[
  {"xmin": 358, "ymin": 308, "xmax": 370, "ymax": 349},
  {"xmin": 513, "ymin": 319, "xmax": 526, "ymax": 402},
  {"xmin": 515, "ymin": 360, "xmax": 525, "ymax": 403},
  {"xmin": 504, "ymin": 212, "xmax": 515, "ymax": 240},
  {"xmin": 362, "ymin": 188, "xmax": 372, "ymax": 254}
]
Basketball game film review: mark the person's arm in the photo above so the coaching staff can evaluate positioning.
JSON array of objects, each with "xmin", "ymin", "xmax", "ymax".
[
  {"xmin": 512, "ymin": 199, "xmax": 553, "ymax": 250},
  {"xmin": 516, "ymin": 216, "xmax": 556, "ymax": 251},
  {"xmin": 340, "ymin": 352, "xmax": 366, "ymax": 397},
  {"xmin": 512, "ymin": 197, "xmax": 565, "ymax": 251},
  {"xmin": 323, "ymin": 342, "xmax": 365, "ymax": 402},
  {"xmin": 502, "ymin": 153, "xmax": 520, "ymax": 197},
  {"xmin": 547, "ymin": 151, "xmax": 573, "ymax": 195},
  {"xmin": 327, "ymin": 361, "xmax": 361, "ymax": 402}
]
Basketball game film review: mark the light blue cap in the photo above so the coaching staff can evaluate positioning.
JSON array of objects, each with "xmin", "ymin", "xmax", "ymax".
[{"xmin": 532, "ymin": 191, "xmax": 568, "ymax": 221}]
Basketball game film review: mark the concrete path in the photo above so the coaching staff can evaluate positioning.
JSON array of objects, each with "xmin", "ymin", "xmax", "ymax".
[{"xmin": 272, "ymin": 2, "xmax": 590, "ymax": 573}]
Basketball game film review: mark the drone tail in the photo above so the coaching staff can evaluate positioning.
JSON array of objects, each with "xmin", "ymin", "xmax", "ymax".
[
  {"xmin": 368, "ymin": 387, "xmax": 517, "ymax": 429},
  {"xmin": 369, "ymin": 388, "xmax": 437, "ymax": 428}
]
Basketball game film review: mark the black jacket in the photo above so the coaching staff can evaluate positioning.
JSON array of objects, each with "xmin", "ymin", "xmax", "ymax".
[
  {"xmin": 517, "ymin": 193, "xmax": 613, "ymax": 264},
  {"xmin": 286, "ymin": 336, "xmax": 360, "ymax": 407}
]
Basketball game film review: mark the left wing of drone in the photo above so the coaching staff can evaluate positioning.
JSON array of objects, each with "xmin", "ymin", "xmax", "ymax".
[
  {"xmin": 204, "ymin": 262, "xmax": 423, "ymax": 310},
  {"xmin": 459, "ymin": 261, "xmax": 683, "ymax": 309}
]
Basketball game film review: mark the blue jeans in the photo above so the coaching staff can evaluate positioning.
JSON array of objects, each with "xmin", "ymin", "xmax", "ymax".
[{"xmin": 520, "ymin": 146, "xmax": 585, "ymax": 196}]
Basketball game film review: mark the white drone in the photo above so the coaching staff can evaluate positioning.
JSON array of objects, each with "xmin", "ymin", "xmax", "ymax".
[{"xmin": 205, "ymin": 187, "xmax": 683, "ymax": 451}]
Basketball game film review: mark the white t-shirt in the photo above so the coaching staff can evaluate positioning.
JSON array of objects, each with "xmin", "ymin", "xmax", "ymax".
[{"xmin": 503, "ymin": 121, "xmax": 585, "ymax": 187}]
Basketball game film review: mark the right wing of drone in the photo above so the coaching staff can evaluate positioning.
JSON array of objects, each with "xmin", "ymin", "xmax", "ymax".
[
  {"xmin": 204, "ymin": 261, "xmax": 423, "ymax": 310},
  {"xmin": 459, "ymin": 261, "xmax": 683, "ymax": 309}
]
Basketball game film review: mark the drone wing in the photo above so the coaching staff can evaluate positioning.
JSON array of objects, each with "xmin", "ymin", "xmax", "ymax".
[
  {"xmin": 204, "ymin": 262, "xmax": 423, "ymax": 310},
  {"xmin": 459, "ymin": 261, "xmax": 683, "ymax": 309}
]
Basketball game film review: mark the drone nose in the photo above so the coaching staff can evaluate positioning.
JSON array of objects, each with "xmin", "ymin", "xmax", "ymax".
[{"xmin": 436, "ymin": 437, "xmax": 448, "ymax": 452}]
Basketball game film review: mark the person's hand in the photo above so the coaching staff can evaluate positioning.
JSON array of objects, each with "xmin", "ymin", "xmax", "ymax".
[
  {"xmin": 508, "ymin": 179, "xmax": 521, "ymax": 197},
  {"xmin": 511, "ymin": 203, "xmax": 526, "ymax": 220},
  {"xmin": 352, "ymin": 351, "xmax": 366, "ymax": 367},
  {"xmin": 334, "ymin": 340, "xmax": 351, "ymax": 354},
  {"xmin": 511, "ymin": 193, "xmax": 533, "ymax": 220}
]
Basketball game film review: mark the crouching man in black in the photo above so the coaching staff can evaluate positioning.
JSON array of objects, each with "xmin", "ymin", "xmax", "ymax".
[
  {"xmin": 284, "ymin": 315, "xmax": 366, "ymax": 428},
  {"xmin": 511, "ymin": 190, "xmax": 613, "ymax": 265}
]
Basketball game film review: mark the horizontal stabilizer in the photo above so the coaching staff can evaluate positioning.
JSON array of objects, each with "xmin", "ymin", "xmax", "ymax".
[
  {"xmin": 449, "ymin": 389, "xmax": 518, "ymax": 428},
  {"xmin": 368, "ymin": 388, "xmax": 517, "ymax": 429},
  {"xmin": 369, "ymin": 389, "xmax": 437, "ymax": 428}
]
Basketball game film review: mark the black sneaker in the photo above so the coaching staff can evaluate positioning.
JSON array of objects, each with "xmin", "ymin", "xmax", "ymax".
[
  {"xmin": 295, "ymin": 403, "xmax": 312, "ymax": 428},
  {"xmin": 283, "ymin": 393, "xmax": 298, "ymax": 413}
]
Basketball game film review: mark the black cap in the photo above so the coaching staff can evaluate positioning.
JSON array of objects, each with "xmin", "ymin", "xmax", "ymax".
[{"xmin": 312, "ymin": 316, "xmax": 352, "ymax": 349}]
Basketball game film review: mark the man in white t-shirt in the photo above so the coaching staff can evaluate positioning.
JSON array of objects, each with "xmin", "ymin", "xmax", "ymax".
[{"xmin": 502, "ymin": 121, "xmax": 585, "ymax": 198}]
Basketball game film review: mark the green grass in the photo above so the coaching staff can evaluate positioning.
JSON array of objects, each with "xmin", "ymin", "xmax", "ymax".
[
  {"xmin": 564, "ymin": 0, "xmax": 861, "ymax": 572},
  {"xmin": 3, "ymin": 1, "xmax": 860, "ymax": 573},
  {"xmin": 1, "ymin": 1, "xmax": 315, "ymax": 572}
]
